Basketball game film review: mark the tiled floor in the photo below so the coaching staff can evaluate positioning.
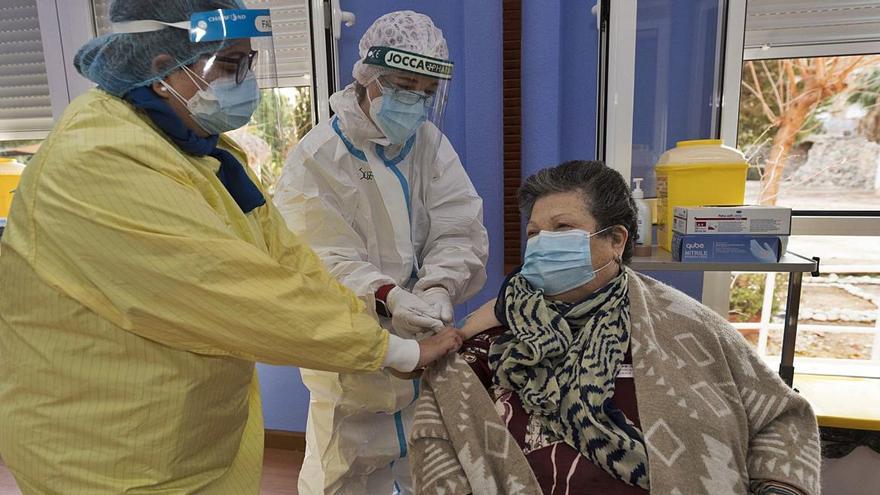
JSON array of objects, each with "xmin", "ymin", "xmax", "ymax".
[{"xmin": 0, "ymin": 449, "xmax": 304, "ymax": 494}]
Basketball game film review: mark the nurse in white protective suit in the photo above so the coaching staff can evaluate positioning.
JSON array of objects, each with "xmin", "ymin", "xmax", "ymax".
[{"xmin": 274, "ymin": 10, "xmax": 489, "ymax": 495}]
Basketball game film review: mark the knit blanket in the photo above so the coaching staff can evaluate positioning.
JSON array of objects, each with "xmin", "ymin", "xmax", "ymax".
[
  {"xmin": 409, "ymin": 353, "xmax": 543, "ymax": 494},
  {"xmin": 410, "ymin": 269, "xmax": 821, "ymax": 494}
]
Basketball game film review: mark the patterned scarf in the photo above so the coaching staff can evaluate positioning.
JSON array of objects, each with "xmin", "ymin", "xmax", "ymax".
[{"xmin": 489, "ymin": 270, "xmax": 650, "ymax": 489}]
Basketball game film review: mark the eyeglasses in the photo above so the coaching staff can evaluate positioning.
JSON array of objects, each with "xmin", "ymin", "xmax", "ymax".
[
  {"xmin": 214, "ymin": 50, "xmax": 259, "ymax": 85},
  {"xmin": 377, "ymin": 77, "xmax": 435, "ymax": 106}
]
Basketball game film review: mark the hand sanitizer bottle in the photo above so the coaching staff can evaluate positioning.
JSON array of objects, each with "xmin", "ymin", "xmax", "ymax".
[{"xmin": 632, "ymin": 178, "xmax": 652, "ymax": 255}]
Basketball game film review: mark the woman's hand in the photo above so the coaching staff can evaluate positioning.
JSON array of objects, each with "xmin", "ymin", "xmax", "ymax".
[
  {"xmin": 457, "ymin": 298, "xmax": 502, "ymax": 340},
  {"xmin": 388, "ymin": 328, "xmax": 462, "ymax": 380},
  {"xmin": 416, "ymin": 327, "xmax": 464, "ymax": 368}
]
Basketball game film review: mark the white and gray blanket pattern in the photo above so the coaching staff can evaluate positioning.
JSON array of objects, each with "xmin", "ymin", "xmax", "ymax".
[
  {"xmin": 410, "ymin": 354, "xmax": 543, "ymax": 494},
  {"xmin": 626, "ymin": 269, "xmax": 820, "ymax": 494}
]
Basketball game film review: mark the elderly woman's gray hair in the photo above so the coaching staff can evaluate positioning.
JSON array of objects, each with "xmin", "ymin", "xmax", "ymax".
[{"xmin": 518, "ymin": 160, "xmax": 639, "ymax": 263}]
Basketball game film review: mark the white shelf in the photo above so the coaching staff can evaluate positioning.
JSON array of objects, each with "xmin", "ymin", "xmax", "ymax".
[{"xmin": 630, "ymin": 248, "xmax": 819, "ymax": 274}]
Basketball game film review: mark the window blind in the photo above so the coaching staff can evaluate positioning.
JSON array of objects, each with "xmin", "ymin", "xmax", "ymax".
[
  {"xmin": 745, "ymin": 0, "xmax": 880, "ymax": 51},
  {"xmin": 0, "ymin": 0, "xmax": 53, "ymax": 139},
  {"xmin": 246, "ymin": 0, "xmax": 312, "ymax": 88},
  {"xmin": 93, "ymin": 0, "xmax": 312, "ymax": 88}
]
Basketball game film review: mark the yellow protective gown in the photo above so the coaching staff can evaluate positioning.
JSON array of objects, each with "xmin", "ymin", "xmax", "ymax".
[{"xmin": 0, "ymin": 89, "xmax": 389, "ymax": 494}]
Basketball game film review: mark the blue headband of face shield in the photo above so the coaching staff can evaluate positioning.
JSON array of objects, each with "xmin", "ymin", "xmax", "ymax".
[{"xmin": 111, "ymin": 9, "xmax": 273, "ymax": 43}]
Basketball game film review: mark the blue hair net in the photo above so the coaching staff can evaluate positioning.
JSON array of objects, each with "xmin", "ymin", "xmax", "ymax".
[{"xmin": 74, "ymin": 0, "xmax": 244, "ymax": 97}]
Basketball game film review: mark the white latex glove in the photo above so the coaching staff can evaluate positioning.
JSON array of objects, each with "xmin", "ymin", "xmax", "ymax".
[
  {"xmin": 419, "ymin": 287, "xmax": 454, "ymax": 326},
  {"xmin": 386, "ymin": 286, "xmax": 444, "ymax": 338}
]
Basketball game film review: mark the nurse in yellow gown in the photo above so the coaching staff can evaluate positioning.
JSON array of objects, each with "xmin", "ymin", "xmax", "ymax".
[{"xmin": 0, "ymin": 0, "xmax": 460, "ymax": 493}]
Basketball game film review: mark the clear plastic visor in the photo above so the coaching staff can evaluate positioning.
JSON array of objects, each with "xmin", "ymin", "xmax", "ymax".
[
  {"xmin": 113, "ymin": 9, "xmax": 278, "ymax": 88},
  {"xmin": 361, "ymin": 46, "xmax": 453, "ymax": 165}
]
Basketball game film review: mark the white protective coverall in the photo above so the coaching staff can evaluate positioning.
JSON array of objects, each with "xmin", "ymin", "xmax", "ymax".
[{"xmin": 274, "ymin": 85, "xmax": 488, "ymax": 494}]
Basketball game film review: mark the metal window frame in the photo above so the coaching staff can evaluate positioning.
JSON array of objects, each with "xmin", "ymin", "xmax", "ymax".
[
  {"xmin": 702, "ymin": 0, "xmax": 747, "ymax": 314},
  {"xmin": 36, "ymin": 0, "xmax": 97, "ymax": 118},
  {"xmin": 717, "ymin": 4, "xmax": 880, "ymax": 231},
  {"xmin": 596, "ymin": 0, "xmax": 638, "ymax": 184},
  {"xmin": 636, "ymin": 12, "xmax": 671, "ymax": 155},
  {"xmin": 0, "ymin": 0, "xmax": 92, "ymax": 141},
  {"xmin": 717, "ymin": 0, "xmax": 747, "ymax": 149},
  {"xmin": 745, "ymin": 40, "xmax": 880, "ymax": 61},
  {"xmin": 791, "ymin": 216, "xmax": 880, "ymax": 236},
  {"xmin": 708, "ymin": 0, "xmax": 880, "ymax": 341},
  {"xmin": 309, "ymin": 0, "xmax": 334, "ymax": 124}
]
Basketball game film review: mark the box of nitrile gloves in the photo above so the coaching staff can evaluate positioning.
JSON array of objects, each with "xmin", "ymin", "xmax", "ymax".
[
  {"xmin": 672, "ymin": 233, "xmax": 787, "ymax": 263},
  {"xmin": 673, "ymin": 206, "xmax": 791, "ymax": 235}
]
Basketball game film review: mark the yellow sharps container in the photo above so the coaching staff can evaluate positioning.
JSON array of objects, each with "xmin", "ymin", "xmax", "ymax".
[
  {"xmin": 0, "ymin": 157, "xmax": 25, "ymax": 220},
  {"xmin": 655, "ymin": 139, "xmax": 748, "ymax": 251}
]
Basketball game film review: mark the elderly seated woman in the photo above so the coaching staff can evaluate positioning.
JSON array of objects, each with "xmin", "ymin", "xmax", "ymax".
[{"xmin": 408, "ymin": 161, "xmax": 820, "ymax": 495}]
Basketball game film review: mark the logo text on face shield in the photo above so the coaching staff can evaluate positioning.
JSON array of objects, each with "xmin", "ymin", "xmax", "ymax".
[
  {"xmin": 364, "ymin": 47, "xmax": 453, "ymax": 80},
  {"xmin": 384, "ymin": 52, "xmax": 452, "ymax": 79},
  {"xmin": 388, "ymin": 53, "xmax": 424, "ymax": 71},
  {"xmin": 191, "ymin": 9, "xmax": 272, "ymax": 43},
  {"xmin": 208, "ymin": 12, "xmax": 247, "ymax": 23},
  {"xmin": 255, "ymin": 16, "xmax": 271, "ymax": 32}
]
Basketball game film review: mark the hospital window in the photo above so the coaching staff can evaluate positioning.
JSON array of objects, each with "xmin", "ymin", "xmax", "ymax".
[
  {"xmin": 0, "ymin": 0, "xmax": 52, "ymax": 155},
  {"xmin": 90, "ymin": 0, "xmax": 315, "ymax": 192},
  {"xmin": 240, "ymin": 87, "xmax": 313, "ymax": 192},
  {"xmin": 723, "ymin": 3, "xmax": 880, "ymax": 372},
  {"xmin": 2, "ymin": 0, "xmax": 319, "ymax": 191}
]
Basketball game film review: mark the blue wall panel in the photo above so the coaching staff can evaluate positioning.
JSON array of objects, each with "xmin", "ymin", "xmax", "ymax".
[
  {"xmin": 559, "ymin": 0, "xmax": 599, "ymax": 164},
  {"xmin": 257, "ymin": 364, "xmax": 310, "ymax": 431},
  {"xmin": 521, "ymin": 0, "xmax": 562, "ymax": 179},
  {"xmin": 522, "ymin": 0, "xmax": 600, "ymax": 179}
]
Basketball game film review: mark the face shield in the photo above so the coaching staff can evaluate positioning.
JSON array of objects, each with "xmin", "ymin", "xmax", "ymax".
[
  {"xmin": 112, "ymin": 8, "xmax": 278, "ymax": 134},
  {"xmin": 361, "ymin": 46, "xmax": 453, "ymax": 165}
]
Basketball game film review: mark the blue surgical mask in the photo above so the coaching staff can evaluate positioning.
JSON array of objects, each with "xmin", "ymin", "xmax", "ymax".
[
  {"xmin": 162, "ymin": 68, "xmax": 261, "ymax": 135},
  {"xmin": 521, "ymin": 228, "xmax": 616, "ymax": 296},
  {"xmin": 369, "ymin": 89, "xmax": 428, "ymax": 145}
]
